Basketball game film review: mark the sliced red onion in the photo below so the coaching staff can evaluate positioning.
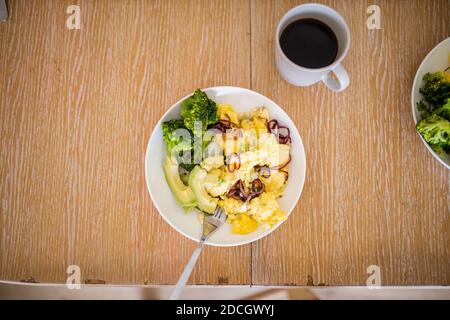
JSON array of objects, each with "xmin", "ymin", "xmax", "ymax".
[
  {"xmin": 267, "ymin": 119, "xmax": 278, "ymax": 131},
  {"xmin": 258, "ymin": 166, "xmax": 271, "ymax": 178},
  {"xmin": 251, "ymin": 178, "xmax": 265, "ymax": 193},
  {"xmin": 209, "ymin": 119, "xmax": 240, "ymax": 133},
  {"xmin": 277, "ymin": 126, "xmax": 290, "ymax": 138},
  {"xmin": 227, "ymin": 179, "xmax": 248, "ymax": 201},
  {"xmin": 279, "ymin": 169, "xmax": 289, "ymax": 182},
  {"xmin": 278, "ymin": 136, "xmax": 291, "ymax": 144},
  {"xmin": 226, "ymin": 153, "xmax": 241, "ymax": 172},
  {"xmin": 270, "ymin": 154, "xmax": 291, "ymax": 170},
  {"xmin": 248, "ymin": 178, "xmax": 265, "ymax": 201},
  {"xmin": 267, "ymin": 119, "xmax": 291, "ymax": 144},
  {"xmin": 227, "ymin": 178, "xmax": 266, "ymax": 202}
]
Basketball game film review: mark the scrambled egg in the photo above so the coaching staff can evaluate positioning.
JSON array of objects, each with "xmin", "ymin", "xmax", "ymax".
[
  {"xmin": 217, "ymin": 104, "xmax": 239, "ymax": 124},
  {"xmin": 201, "ymin": 105, "xmax": 290, "ymax": 235},
  {"xmin": 261, "ymin": 170, "xmax": 288, "ymax": 198},
  {"xmin": 231, "ymin": 214, "xmax": 258, "ymax": 235},
  {"xmin": 240, "ymin": 117, "xmax": 268, "ymax": 135},
  {"xmin": 248, "ymin": 192, "xmax": 286, "ymax": 226},
  {"xmin": 240, "ymin": 107, "xmax": 269, "ymax": 138}
]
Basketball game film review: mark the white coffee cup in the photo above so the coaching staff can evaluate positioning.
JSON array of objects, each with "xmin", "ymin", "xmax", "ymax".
[{"xmin": 275, "ymin": 3, "xmax": 350, "ymax": 92}]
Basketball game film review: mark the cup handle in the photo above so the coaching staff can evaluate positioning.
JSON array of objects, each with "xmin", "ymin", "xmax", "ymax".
[{"xmin": 321, "ymin": 64, "xmax": 349, "ymax": 92}]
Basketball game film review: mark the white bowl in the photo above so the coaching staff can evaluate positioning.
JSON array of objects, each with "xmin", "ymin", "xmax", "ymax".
[
  {"xmin": 145, "ymin": 86, "xmax": 307, "ymax": 246},
  {"xmin": 411, "ymin": 37, "xmax": 450, "ymax": 169}
]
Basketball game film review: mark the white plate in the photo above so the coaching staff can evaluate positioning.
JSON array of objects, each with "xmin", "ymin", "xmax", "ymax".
[
  {"xmin": 411, "ymin": 37, "xmax": 450, "ymax": 169},
  {"xmin": 145, "ymin": 86, "xmax": 307, "ymax": 246}
]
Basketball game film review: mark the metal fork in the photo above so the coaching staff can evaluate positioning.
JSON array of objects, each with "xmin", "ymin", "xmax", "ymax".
[{"xmin": 169, "ymin": 206, "xmax": 227, "ymax": 300}]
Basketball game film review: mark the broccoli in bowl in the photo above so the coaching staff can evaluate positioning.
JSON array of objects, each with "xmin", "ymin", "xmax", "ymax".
[{"xmin": 415, "ymin": 69, "xmax": 450, "ymax": 155}]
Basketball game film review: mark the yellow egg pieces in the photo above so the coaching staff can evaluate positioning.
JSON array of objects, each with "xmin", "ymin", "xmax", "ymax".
[
  {"xmin": 248, "ymin": 192, "xmax": 286, "ymax": 225},
  {"xmin": 202, "ymin": 104, "xmax": 290, "ymax": 235},
  {"xmin": 240, "ymin": 108, "xmax": 269, "ymax": 137},
  {"xmin": 230, "ymin": 214, "xmax": 259, "ymax": 235},
  {"xmin": 261, "ymin": 170, "xmax": 288, "ymax": 198},
  {"xmin": 217, "ymin": 104, "xmax": 239, "ymax": 124}
]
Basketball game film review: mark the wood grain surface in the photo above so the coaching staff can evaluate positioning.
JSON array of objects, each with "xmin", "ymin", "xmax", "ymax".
[
  {"xmin": 251, "ymin": 0, "xmax": 450, "ymax": 286},
  {"xmin": 0, "ymin": 0, "xmax": 449, "ymax": 286}
]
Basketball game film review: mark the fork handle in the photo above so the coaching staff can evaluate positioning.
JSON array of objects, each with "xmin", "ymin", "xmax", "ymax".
[{"xmin": 168, "ymin": 241, "xmax": 204, "ymax": 300}]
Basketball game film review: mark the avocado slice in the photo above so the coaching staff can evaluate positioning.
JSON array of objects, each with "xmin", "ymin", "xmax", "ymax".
[
  {"xmin": 163, "ymin": 156, "xmax": 197, "ymax": 208},
  {"xmin": 188, "ymin": 166, "xmax": 218, "ymax": 214}
]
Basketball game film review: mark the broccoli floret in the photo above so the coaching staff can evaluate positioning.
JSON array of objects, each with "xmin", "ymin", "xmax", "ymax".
[
  {"xmin": 416, "ymin": 114, "xmax": 450, "ymax": 153},
  {"xmin": 419, "ymin": 72, "xmax": 450, "ymax": 107},
  {"xmin": 417, "ymin": 100, "xmax": 431, "ymax": 118},
  {"xmin": 433, "ymin": 98, "xmax": 450, "ymax": 121},
  {"xmin": 180, "ymin": 89, "xmax": 217, "ymax": 133},
  {"xmin": 162, "ymin": 119, "xmax": 197, "ymax": 170},
  {"xmin": 161, "ymin": 119, "xmax": 192, "ymax": 153},
  {"xmin": 207, "ymin": 101, "xmax": 218, "ymax": 125},
  {"xmin": 162, "ymin": 89, "xmax": 219, "ymax": 171}
]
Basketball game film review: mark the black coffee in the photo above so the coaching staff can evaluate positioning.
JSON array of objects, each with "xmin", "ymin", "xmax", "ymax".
[{"xmin": 279, "ymin": 18, "xmax": 338, "ymax": 69}]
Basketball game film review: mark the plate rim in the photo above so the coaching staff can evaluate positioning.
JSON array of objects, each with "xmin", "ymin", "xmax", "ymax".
[{"xmin": 144, "ymin": 86, "xmax": 307, "ymax": 246}]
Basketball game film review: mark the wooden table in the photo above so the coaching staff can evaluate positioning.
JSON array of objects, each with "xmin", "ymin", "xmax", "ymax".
[{"xmin": 0, "ymin": 0, "xmax": 449, "ymax": 286}]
